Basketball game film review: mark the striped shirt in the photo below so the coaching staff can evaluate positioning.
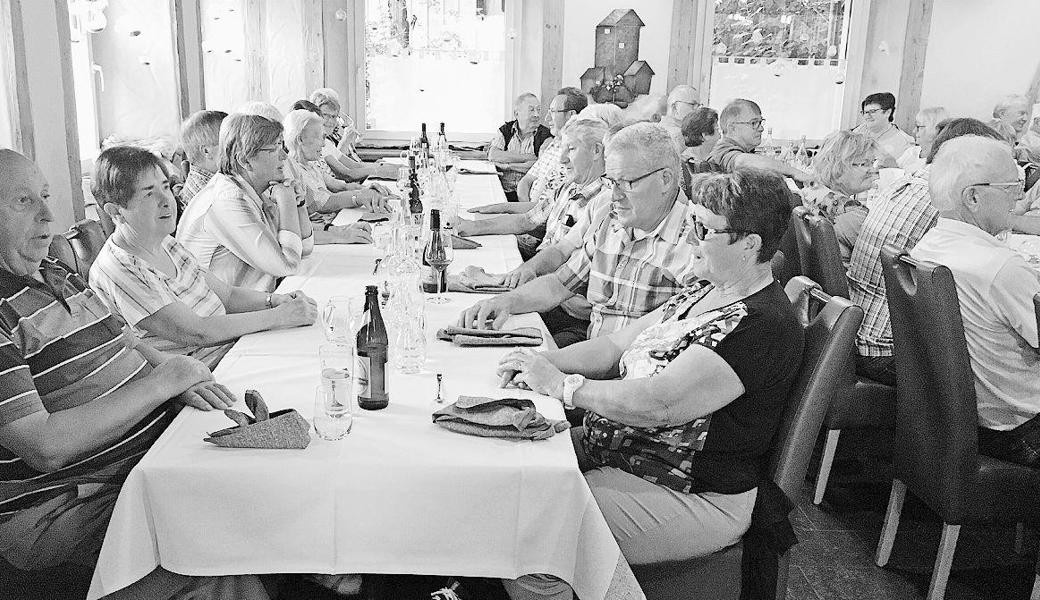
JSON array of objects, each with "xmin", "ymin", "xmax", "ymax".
[
  {"xmin": 848, "ymin": 169, "xmax": 937, "ymax": 357},
  {"xmin": 527, "ymin": 178, "xmax": 605, "ymax": 251},
  {"xmin": 176, "ymin": 172, "xmax": 312, "ymax": 292},
  {"xmin": 526, "ymin": 138, "xmax": 567, "ymax": 205},
  {"xmin": 0, "ymin": 259, "xmax": 176, "ymax": 524},
  {"xmin": 89, "ymin": 236, "xmax": 231, "ymax": 368},
  {"xmin": 555, "ymin": 191, "xmax": 696, "ymax": 338},
  {"xmin": 179, "ymin": 164, "xmax": 215, "ymax": 211}
]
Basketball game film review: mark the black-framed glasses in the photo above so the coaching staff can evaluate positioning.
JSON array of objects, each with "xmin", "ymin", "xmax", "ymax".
[
  {"xmin": 861, "ymin": 107, "xmax": 887, "ymax": 117},
  {"xmin": 602, "ymin": 167, "xmax": 668, "ymax": 193},
  {"xmin": 691, "ymin": 217, "xmax": 749, "ymax": 242},
  {"xmin": 730, "ymin": 117, "xmax": 765, "ymax": 129}
]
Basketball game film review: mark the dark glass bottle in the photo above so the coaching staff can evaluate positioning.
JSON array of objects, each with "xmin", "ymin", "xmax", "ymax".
[
  {"xmin": 422, "ymin": 209, "xmax": 448, "ymax": 294},
  {"xmin": 419, "ymin": 122, "xmax": 430, "ymax": 156},
  {"xmin": 437, "ymin": 122, "xmax": 448, "ymax": 151},
  {"xmin": 356, "ymin": 285, "xmax": 389, "ymax": 410}
]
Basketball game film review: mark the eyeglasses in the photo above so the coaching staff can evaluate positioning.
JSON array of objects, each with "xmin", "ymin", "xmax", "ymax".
[
  {"xmin": 691, "ymin": 216, "xmax": 748, "ymax": 242},
  {"xmin": 675, "ymin": 100, "xmax": 700, "ymax": 109},
  {"xmin": 731, "ymin": 118, "xmax": 765, "ymax": 129},
  {"xmin": 861, "ymin": 108, "xmax": 887, "ymax": 117},
  {"xmin": 850, "ymin": 158, "xmax": 880, "ymax": 169},
  {"xmin": 258, "ymin": 141, "xmax": 288, "ymax": 154},
  {"xmin": 969, "ymin": 179, "xmax": 1026, "ymax": 198},
  {"xmin": 602, "ymin": 167, "xmax": 668, "ymax": 193}
]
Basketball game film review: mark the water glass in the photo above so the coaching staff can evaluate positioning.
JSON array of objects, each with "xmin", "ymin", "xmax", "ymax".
[
  {"xmin": 321, "ymin": 296, "xmax": 354, "ymax": 345},
  {"xmin": 320, "ymin": 343, "xmax": 356, "ymax": 412},
  {"xmin": 397, "ymin": 304, "xmax": 427, "ymax": 374},
  {"xmin": 313, "ymin": 384, "xmax": 352, "ymax": 441}
]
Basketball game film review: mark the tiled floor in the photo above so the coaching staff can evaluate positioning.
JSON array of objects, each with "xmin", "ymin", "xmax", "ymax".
[{"xmin": 788, "ymin": 438, "xmax": 1037, "ymax": 600}]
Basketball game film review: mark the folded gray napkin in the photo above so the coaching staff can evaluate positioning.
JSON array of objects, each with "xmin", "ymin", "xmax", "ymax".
[
  {"xmin": 446, "ymin": 266, "xmax": 509, "ymax": 294},
  {"xmin": 204, "ymin": 390, "xmax": 311, "ymax": 449},
  {"xmin": 432, "ymin": 395, "xmax": 569, "ymax": 440},
  {"xmin": 436, "ymin": 326, "xmax": 543, "ymax": 347}
]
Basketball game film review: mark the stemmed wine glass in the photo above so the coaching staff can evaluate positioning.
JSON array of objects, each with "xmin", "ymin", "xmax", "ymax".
[{"xmin": 423, "ymin": 227, "xmax": 454, "ymax": 305}]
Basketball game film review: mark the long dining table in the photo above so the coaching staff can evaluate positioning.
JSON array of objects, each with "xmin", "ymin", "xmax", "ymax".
[{"xmin": 87, "ymin": 163, "xmax": 645, "ymax": 600}]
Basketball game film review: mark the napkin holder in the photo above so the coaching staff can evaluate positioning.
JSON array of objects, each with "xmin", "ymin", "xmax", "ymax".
[{"xmin": 204, "ymin": 390, "xmax": 311, "ymax": 449}]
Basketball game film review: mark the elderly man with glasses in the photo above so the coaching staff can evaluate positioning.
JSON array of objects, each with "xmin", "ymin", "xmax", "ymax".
[
  {"xmin": 659, "ymin": 84, "xmax": 700, "ymax": 153},
  {"xmin": 459, "ymin": 122, "xmax": 696, "ymax": 347},
  {"xmin": 489, "ymin": 93, "xmax": 554, "ymax": 201},
  {"xmin": 910, "ymin": 135, "xmax": 1040, "ymax": 469},
  {"xmin": 707, "ymin": 98, "xmax": 813, "ymax": 182}
]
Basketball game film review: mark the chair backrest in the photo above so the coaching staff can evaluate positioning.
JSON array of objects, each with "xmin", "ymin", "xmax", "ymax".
[
  {"xmin": 1033, "ymin": 293, "xmax": 1040, "ymax": 347},
  {"xmin": 66, "ymin": 219, "xmax": 109, "ymax": 279},
  {"xmin": 791, "ymin": 206, "xmax": 850, "ymax": 299},
  {"xmin": 880, "ymin": 245, "xmax": 978, "ymax": 522},
  {"xmin": 47, "ymin": 233, "xmax": 80, "ymax": 274},
  {"xmin": 772, "ymin": 216, "xmax": 801, "ymax": 286},
  {"xmin": 768, "ymin": 277, "xmax": 863, "ymax": 498}
]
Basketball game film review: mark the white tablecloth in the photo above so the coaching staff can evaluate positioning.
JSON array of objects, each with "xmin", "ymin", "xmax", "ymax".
[{"xmin": 88, "ymin": 166, "xmax": 643, "ymax": 600}]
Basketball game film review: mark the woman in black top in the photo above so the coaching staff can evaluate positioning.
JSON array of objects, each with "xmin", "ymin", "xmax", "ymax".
[{"xmin": 498, "ymin": 170, "xmax": 805, "ymax": 600}]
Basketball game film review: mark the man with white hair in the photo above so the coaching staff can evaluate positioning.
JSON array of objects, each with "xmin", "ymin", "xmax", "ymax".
[
  {"xmin": 459, "ymin": 122, "xmax": 695, "ymax": 346},
  {"xmin": 660, "ymin": 84, "xmax": 700, "ymax": 153},
  {"xmin": 708, "ymin": 98, "xmax": 813, "ymax": 182},
  {"xmin": 989, "ymin": 94, "xmax": 1032, "ymax": 145},
  {"xmin": 489, "ymin": 93, "xmax": 553, "ymax": 201},
  {"xmin": 910, "ymin": 135, "xmax": 1040, "ymax": 468}
]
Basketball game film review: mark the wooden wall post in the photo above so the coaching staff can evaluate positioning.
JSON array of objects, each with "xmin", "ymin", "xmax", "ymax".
[
  {"xmin": 171, "ymin": 0, "xmax": 206, "ymax": 117},
  {"xmin": 540, "ymin": 0, "xmax": 563, "ymax": 106},
  {"xmin": 243, "ymin": 0, "xmax": 268, "ymax": 102},
  {"xmin": 302, "ymin": 0, "xmax": 324, "ymax": 95},
  {"xmin": 894, "ymin": 0, "xmax": 934, "ymax": 132},
  {"xmin": 0, "ymin": 0, "xmax": 32, "ymax": 156}
]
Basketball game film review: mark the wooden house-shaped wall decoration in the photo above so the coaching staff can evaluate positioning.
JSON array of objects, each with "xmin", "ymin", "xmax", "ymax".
[{"xmin": 580, "ymin": 9, "xmax": 654, "ymax": 106}]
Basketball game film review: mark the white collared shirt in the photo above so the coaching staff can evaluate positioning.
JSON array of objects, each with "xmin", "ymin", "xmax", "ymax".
[{"xmin": 911, "ymin": 218, "xmax": 1040, "ymax": 430}]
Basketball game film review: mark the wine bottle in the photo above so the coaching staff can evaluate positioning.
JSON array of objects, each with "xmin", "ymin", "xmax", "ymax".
[
  {"xmin": 420, "ymin": 122, "xmax": 430, "ymax": 158},
  {"xmin": 422, "ymin": 209, "xmax": 448, "ymax": 294},
  {"xmin": 356, "ymin": 285, "xmax": 389, "ymax": 410},
  {"xmin": 409, "ymin": 171, "xmax": 423, "ymax": 216},
  {"xmin": 437, "ymin": 122, "xmax": 448, "ymax": 151}
]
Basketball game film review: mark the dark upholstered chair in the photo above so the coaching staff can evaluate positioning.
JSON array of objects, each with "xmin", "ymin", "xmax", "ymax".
[
  {"xmin": 790, "ymin": 206, "xmax": 897, "ymax": 505},
  {"xmin": 876, "ymin": 246, "xmax": 1040, "ymax": 600},
  {"xmin": 632, "ymin": 278, "xmax": 863, "ymax": 600},
  {"xmin": 65, "ymin": 219, "xmax": 109, "ymax": 279},
  {"xmin": 47, "ymin": 233, "xmax": 80, "ymax": 274},
  {"xmin": 0, "ymin": 557, "xmax": 92, "ymax": 600}
]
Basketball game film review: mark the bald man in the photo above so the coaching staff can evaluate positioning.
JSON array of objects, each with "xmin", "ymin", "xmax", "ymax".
[
  {"xmin": 660, "ymin": 85, "xmax": 700, "ymax": 153},
  {"xmin": 708, "ymin": 98, "xmax": 813, "ymax": 183},
  {"xmin": 0, "ymin": 150, "xmax": 272, "ymax": 599}
]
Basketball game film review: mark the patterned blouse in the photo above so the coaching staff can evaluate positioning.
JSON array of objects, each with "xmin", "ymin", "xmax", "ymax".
[{"xmin": 581, "ymin": 280, "xmax": 804, "ymax": 494}]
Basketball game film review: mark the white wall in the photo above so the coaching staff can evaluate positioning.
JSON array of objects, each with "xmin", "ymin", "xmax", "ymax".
[
  {"xmin": 560, "ymin": 0, "xmax": 673, "ymax": 97},
  {"xmin": 919, "ymin": 0, "xmax": 1040, "ymax": 121}
]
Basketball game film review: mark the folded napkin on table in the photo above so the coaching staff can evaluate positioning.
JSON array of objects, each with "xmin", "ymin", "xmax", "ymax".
[
  {"xmin": 437, "ymin": 325, "xmax": 543, "ymax": 347},
  {"xmin": 433, "ymin": 395, "xmax": 569, "ymax": 440},
  {"xmin": 204, "ymin": 390, "xmax": 311, "ymax": 449},
  {"xmin": 450, "ymin": 234, "xmax": 482, "ymax": 250},
  {"xmin": 447, "ymin": 265, "xmax": 510, "ymax": 294}
]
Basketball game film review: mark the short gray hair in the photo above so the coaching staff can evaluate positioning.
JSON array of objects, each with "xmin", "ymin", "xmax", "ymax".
[
  {"xmin": 993, "ymin": 94, "xmax": 1030, "ymax": 119},
  {"xmin": 605, "ymin": 122, "xmax": 680, "ymax": 183},
  {"xmin": 811, "ymin": 130, "xmax": 877, "ymax": 190},
  {"xmin": 282, "ymin": 109, "xmax": 323, "ymax": 158},
  {"xmin": 219, "ymin": 113, "xmax": 283, "ymax": 177},
  {"xmin": 929, "ymin": 135, "xmax": 1015, "ymax": 211},
  {"xmin": 916, "ymin": 106, "xmax": 948, "ymax": 131},
  {"xmin": 514, "ymin": 92, "xmax": 539, "ymax": 108},
  {"xmin": 719, "ymin": 98, "xmax": 761, "ymax": 131},
  {"xmin": 561, "ymin": 117, "xmax": 610, "ymax": 152},
  {"xmin": 236, "ymin": 101, "xmax": 284, "ymax": 124},
  {"xmin": 180, "ymin": 110, "xmax": 228, "ymax": 164},
  {"xmin": 667, "ymin": 84, "xmax": 698, "ymax": 107},
  {"xmin": 309, "ymin": 88, "xmax": 342, "ymax": 112},
  {"xmin": 625, "ymin": 94, "xmax": 667, "ymax": 122},
  {"xmin": 578, "ymin": 103, "xmax": 624, "ymax": 129}
]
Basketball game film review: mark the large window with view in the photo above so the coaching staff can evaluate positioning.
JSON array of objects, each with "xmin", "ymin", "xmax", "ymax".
[
  {"xmin": 708, "ymin": 0, "xmax": 854, "ymax": 142},
  {"xmin": 364, "ymin": 0, "xmax": 508, "ymax": 138}
]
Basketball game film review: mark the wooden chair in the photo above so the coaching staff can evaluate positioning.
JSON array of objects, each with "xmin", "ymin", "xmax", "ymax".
[
  {"xmin": 876, "ymin": 246, "xmax": 1040, "ymax": 600},
  {"xmin": 790, "ymin": 206, "xmax": 897, "ymax": 505},
  {"xmin": 632, "ymin": 278, "xmax": 863, "ymax": 600}
]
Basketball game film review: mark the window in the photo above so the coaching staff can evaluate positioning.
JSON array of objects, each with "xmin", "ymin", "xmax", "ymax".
[
  {"xmin": 363, "ymin": 0, "xmax": 509, "ymax": 138},
  {"xmin": 708, "ymin": 0, "xmax": 855, "ymax": 141}
]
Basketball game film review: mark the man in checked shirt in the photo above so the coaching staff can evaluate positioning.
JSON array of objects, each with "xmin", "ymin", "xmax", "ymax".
[{"xmin": 459, "ymin": 122, "xmax": 696, "ymax": 347}]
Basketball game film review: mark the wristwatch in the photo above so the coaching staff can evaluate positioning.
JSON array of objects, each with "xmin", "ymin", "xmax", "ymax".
[
  {"xmin": 562, "ymin": 374, "xmax": 585, "ymax": 408},
  {"xmin": 265, "ymin": 294, "xmax": 274, "ymax": 308}
]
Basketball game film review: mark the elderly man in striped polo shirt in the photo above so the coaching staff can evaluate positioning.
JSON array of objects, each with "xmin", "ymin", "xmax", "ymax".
[
  {"xmin": 0, "ymin": 150, "xmax": 272, "ymax": 599},
  {"xmin": 459, "ymin": 122, "xmax": 696, "ymax": 347}
]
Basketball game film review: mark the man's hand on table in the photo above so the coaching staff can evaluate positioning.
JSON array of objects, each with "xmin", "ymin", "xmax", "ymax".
[
  {"xmin": 330, "ymin": 223, "xmax": 373, "ymax": 244},
  {"xmin": 357, "ymin": 188, "xmax": 392, "ymax": 213},
  {"xmin": 147, "ymin": 354, "xmax": 230, "ymax": 410},
  {"xmin": 454, "ymin": 218, "xmax": 476, "ymax": 237},
  {"xmin": 272, "ymin": 291, "xmax": 319, "ymax": 327},
  {"xmin": 176, "ymin": 381, "xmax": 237, "ymax": 411},
  {"xmin": 496, "ymin": 349, "xmax": 565, "ymax": 399},
  {"xmin": 458, "ymin": 295, "xmax": 515, "ymax": 331},
  {"xmin": 470, "ymin": 203, "xmax": 514, "ymax": 214},
  {"xmin": 504, "ymin": 265, "xmax": 537, "ymax": 288}
]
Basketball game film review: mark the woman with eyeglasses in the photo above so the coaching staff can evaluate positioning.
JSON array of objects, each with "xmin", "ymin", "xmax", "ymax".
[
  {"xmin": 799, "ymin": 130, "xmax": 879, "ymax": 267},
  {"xmin": 494, "ymin": 170, "xmax": 805, "ymax": 600},
  {"xmin": 854, "ymin": 92, "xmax": 914, "ymax": 168}
]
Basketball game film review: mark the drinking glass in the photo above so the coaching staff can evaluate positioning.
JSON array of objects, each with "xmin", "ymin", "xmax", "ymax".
[
  {"xmin": 373, "ymin": 224, "xmax": 393, "ymax": 257},
  {"xmin": 396, "ymin": 167, "xmax": 410, "ymax": 197},
  {"xmin": 423, "ymin": 228, "xmax": 454, "ymax": 304},
  {"xmin": 321, "ymin": 296, "xmax": 354, "ymax": 345},
  {"xmin": 398, "ymin": 304, "xmax": 427, "ymax": 374},
  {"xmin": 345, "ymin": 295, "xmax": 366, "ymax": 336},
  {"xmin": 317, "ymin": 344, "xmax": 354, "ymax": 435},
  {"xmin": 313, "ymin": 384, "xmax": 352, "ymax": 440}
]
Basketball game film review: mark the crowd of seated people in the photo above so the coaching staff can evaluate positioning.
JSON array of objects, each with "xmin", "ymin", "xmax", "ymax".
[{"xmin": 8, "ymin": 69, "xmax": 1040, "ymax": 600}]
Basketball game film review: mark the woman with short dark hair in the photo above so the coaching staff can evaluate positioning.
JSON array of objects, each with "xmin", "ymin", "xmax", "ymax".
[
  {"xmin": 496, "ymin": 170, "xmax": 805, "ymax": 600},
  {"xmin": 90, "ymin": 146, "xmax": 318, "ymax": 368},
  {"xmin": 679, "ymin": 106, "xmax": 723, "ymax": 195}
]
